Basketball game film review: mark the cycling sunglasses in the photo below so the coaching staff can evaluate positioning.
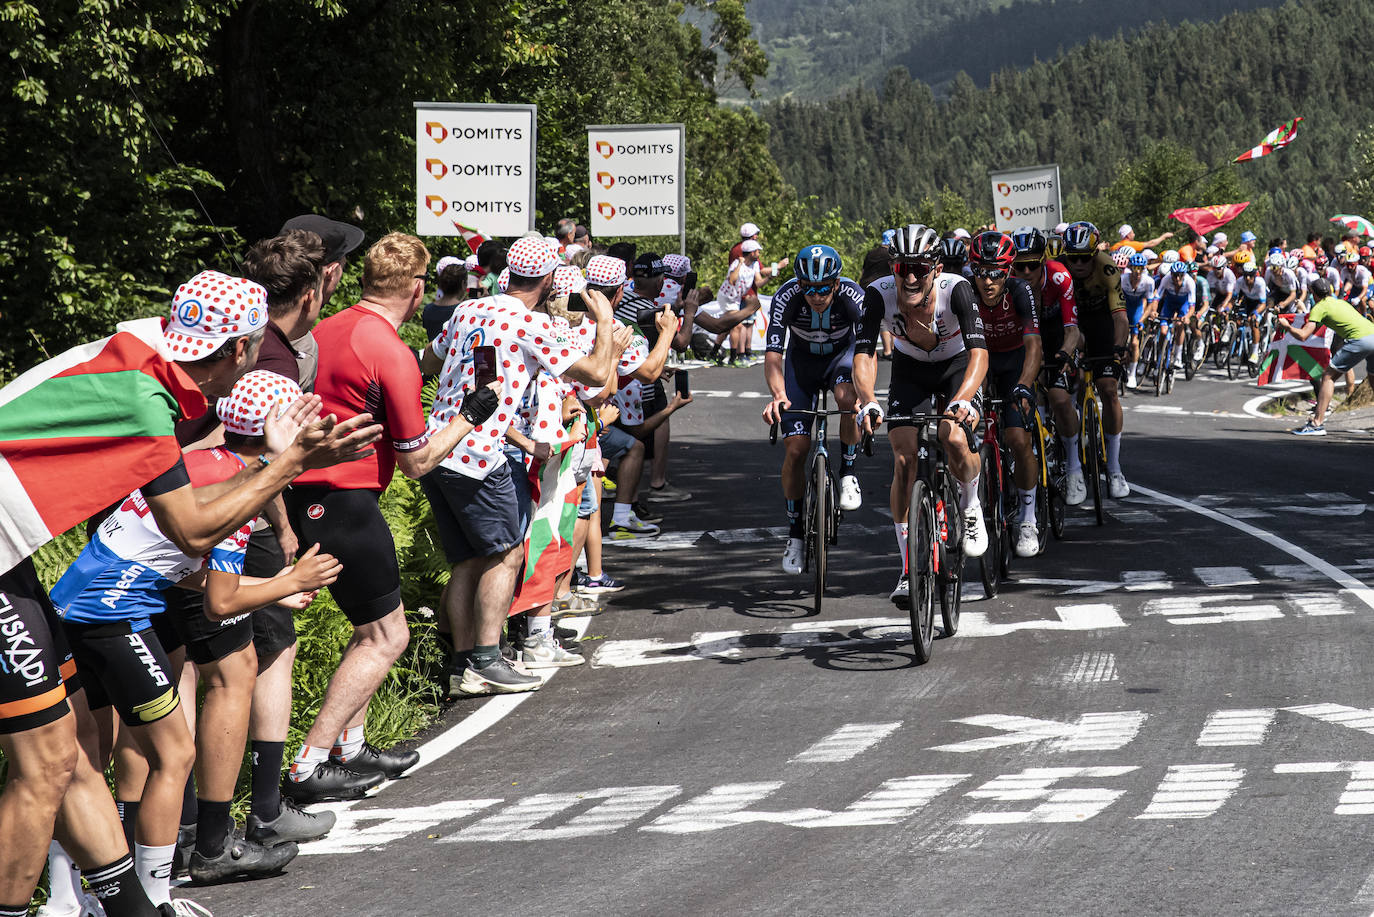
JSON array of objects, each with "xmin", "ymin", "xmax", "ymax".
[
  {"xmin": 1011, "ymin": 261, "xmax": 1042, "ymax": 273},
  {"xmin": 1062, "ymin": 254, "xmax": 1094, "ymax": 264},
  {"xmin": 801, "ymin": 283, "xmax": 835, "ymax": 296},
  {"xmin": 892, "ymin": 260, "xmax": 938, "ymax": 279},
  {"xmin": 970, "ymin": 266, "xmax": 1008, "ymax": 281}
]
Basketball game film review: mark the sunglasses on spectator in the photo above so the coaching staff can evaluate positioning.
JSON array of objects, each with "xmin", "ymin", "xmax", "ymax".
[
  {"xmin": 971, "ymin": 266, "xmax": 1008, "ymax": 281},
  {"xmin": 892, "ymin": 260, "xmax": 937, "ymax": 279},
  {"xmin": 1062, "ymin": 254, "xmax": 1094, "ymax": 264},
  {"xmin": 801, "ymin": 283, "xmax": 835, "ymax": 296}
]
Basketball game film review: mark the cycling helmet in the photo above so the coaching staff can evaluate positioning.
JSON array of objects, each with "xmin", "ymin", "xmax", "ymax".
[
  {"xmin": 1010, "ymin": 226, "xmax": 1047, "ymax": 262},
  {"xmin": 1128, "ymin": 254, "xmax": 1148, "ymax": 268},
  {"xmin": 1186, "ymin": 260, "xmax": 1200, "ymax": 274},
  {"xmin": 1044, "ymin": 235, "xmax": 1065, "ymax": 260},
  {"xmin": 1170, "ymin": 261, "xmax": 1189, "ymax": 275},
  {"xmin": 940, "ymin": 236, "xmax": 968, "ymax": 267},
  {"xmin": 793, "ymin": 244, "xmax": 842, "ymax": 285},
  {"xmin": 1240, "ymin": 260, "xmax": 1258, "ymax": 274},
  {"xmin": 888, "ymin": 223, "xmax": 941, "ymax": 262},
  {"xmin": 1345, "ymin": 249, "xmax": 1361, "ymax": 264},
  {"xmin": 1162, "ymin": 250, "xmax": 1180, "ymax": 263},
  {"xmin": 969, "ymin": 231, "xmax": 1017, "ymax": 268},
  {"xmin": 1210, "ymin": 254, "xmax": 1228, "ymax": 269},
  {"xmin": 1265, "ymin": 252, "xmax": 1286, "ymax": 269},
  {"xmin": 1285, "ymin": 253, "xmax": 1301, "ymax": 271},
  {"xmin": 1362, "ymin": 246, "xmax": 1373, "ymax": 258},
  {"xmin": 1111, "ymin": 248, "xmax": 1131, "ymax": 268},
  {"xmin": 1268, "ymin": 246, "xmax": 1284, "ymax": 257},
  {"xmin": 1061, "ymin": 221, "xmax": 1101, "ymax": 254}
]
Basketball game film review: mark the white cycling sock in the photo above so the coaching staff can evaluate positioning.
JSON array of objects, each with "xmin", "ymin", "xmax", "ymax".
[
  {"xmin": 957, "ymin": 476, "xmax": 979, "ymax": 512},
  {"xmin": 1127, "ymin": 362, "xmax": 1138, "ymax": 375},
  {"xmin": 893, "ymin": 522, "xmax": 908, "ymax": 574},
  {"xmin": 134, "ymin": 842, "xmax": 175, "ymax": 907},
  {"xmin": 1106, "ymin": 433, "xmax": 1123, "ymax": 476},
  {"xmin": 332, "ymin": 725, "xmax": 365, "ymax": 763},
  {"xmin": 45, "ymin": 842, "xmax": 83, "ymax": 912},
  {"xmin": 289, "ymin": 743, "xmax": 329, "ymax": 782},
  {"xmin": 612, "ymin": 502, "xmax": 632, "ymax": 524},
  {"xmin": 1018, "ymin": 487, "xmax": 1036, "ymax": 523},
  {"xmin": 1063, "ymin": 434, "xmax": 1082, "ymax": 473}
]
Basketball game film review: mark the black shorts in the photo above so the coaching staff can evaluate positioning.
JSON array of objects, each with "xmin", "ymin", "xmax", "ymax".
[
  {"xmin": 0, "ymin": 559, "xmax": 78, "ymax": 734},
  {"xmin": 62, "ymin": 619, "xmax": 179, "ymax": 727},
  {"xmin": 285, "ymin": 486, "xmax": 401, "ymax": 627},
  {"xmin": 986, "ymin": 349, "xmax": 1030, "ymax": 430},
  {"xmin": 157, "ymin": 586, "xmax": 254, "ymax": 667},
  {"xmin": 244, "ymin": 528, "xmax": 297, "ymax": 659},
  {"xmin": 1078, "ymin": 310, "xmax": 1123, "ymax": 381},
  {"xmin": 640, "ymin": 381, "xmax": 669, "ymax": 459},
  {"xmin": 780, "ymin": 348, "xmax": 854, "ymax": 438},
  {"xmin": 887, "ymin": 349, "xmax": 983, "ymax": 430},
  {"xmin": 420, "ymin": 462, "xmax": 523, "ymax": 565}
]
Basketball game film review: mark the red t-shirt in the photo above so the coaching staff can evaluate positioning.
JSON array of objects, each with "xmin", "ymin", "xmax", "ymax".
[
  {"xmin": 293, "ymin": 304, "xmax": 428, "ymax": 491},
  {"xmin": 1037, "ymin": 260, "xmax": 1079, "ymax": 328}
]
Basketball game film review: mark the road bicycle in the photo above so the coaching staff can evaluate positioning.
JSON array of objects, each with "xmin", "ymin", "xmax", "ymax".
[
  {"xmin": 975, "ymin": 396, "xmax": 1011, "ymax": 598},
  {"xmin": 1075, "ymin": 356, "xmax": 1108, "ymax": 526},
  {"xmin": 1028, "ymin": 381, "xmax": 1069, "ymax": 545},
  {"xmin": 769, "ymin": 390, "xmax": 850, "ymax": 614}
]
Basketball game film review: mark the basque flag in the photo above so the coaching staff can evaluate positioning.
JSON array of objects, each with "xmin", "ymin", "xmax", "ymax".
[{"xmin": 1234, "ymin": 117, "xmax": 1303, "ymax": 162}]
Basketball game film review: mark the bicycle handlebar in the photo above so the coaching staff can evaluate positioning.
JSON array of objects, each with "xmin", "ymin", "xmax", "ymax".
[{"xmin": 859, "ymin": 410, "xmax": 978, "ymax": 457}]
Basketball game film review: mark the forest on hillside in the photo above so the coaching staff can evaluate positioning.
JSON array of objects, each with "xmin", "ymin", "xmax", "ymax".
[{"xmin": 762, "ymin": 0, "xmax": 1370, "ymax": 237}]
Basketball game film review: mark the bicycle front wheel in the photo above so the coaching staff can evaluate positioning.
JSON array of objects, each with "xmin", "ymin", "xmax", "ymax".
[
  {"xmin": 1082, "ymin": 397, "xmax": 1105, "ymax": 526},
  {"xmin": 938, "ymin": 474, "xmax": 963, "ymax": 638},
  {"xmin": 978, "ymin": 440, "xmax": 1002, "ymax": 598},
  {"xmin": 1029, "ymin": 424, "xmax": 1050, "ymax": 555},
  {"xmin": 1045, "ymin": 427, "xmax": 1068, "ymax": 540},
  {"xmin": 811, "ymin": 453, "xmax": 830, "ymax": 614},
  {"xmin": 906, "ymin": 478, "xmax": 936, "ymax": 664}
]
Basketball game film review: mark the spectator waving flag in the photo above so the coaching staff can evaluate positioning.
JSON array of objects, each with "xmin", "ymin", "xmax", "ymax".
[
  {"xmin": 1234, "ymin": 117, "xmax": 1303, "ymax": 162},
  {"xmin": 1170, "ymin": 202, "xmax": 1251, "ymax": 236},
  {"xmin": 1257, "ymin": 315, "xmax": 1332, "ymax": 385},
  {"xmin": 451, "ymin": 221, "xmax": 487, "ymax": 255}
]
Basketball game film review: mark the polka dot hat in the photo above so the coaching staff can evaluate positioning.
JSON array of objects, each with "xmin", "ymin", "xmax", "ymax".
[
  {"xmin": 552, "ymin": 264, "xmax": 587, "ymax": 297},
  {"xmin": 163, "ymin": 270, "xmax": 270, "ymax": 362},
  {"xmin": 585, "ymin": 255, "xmax": 627, "ymax": 287},
  {"xmin": 663, "ymin": 254, "xmax": 691, "ymax": 278},
  {"xmin": 216, "ymin": 370, "xmax": 304, "ymax": 437},
  {"xmin": 506, "ymin": 236, "xmax": 560, "ymax": 278},
  {"xmin": 497, "ymin": 267, "xmax": 511, "ymax": 293}
]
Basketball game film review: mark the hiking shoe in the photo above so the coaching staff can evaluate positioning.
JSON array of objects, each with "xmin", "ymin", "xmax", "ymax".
[
  {"xmin": 247, "ymin": 798, "xmax": 336, "ymax": 846},
  {"xmin": 645, "ymin": 482, "xmax": 691, "ymax": 503},
  {"xmin": 609, "ymin": 514, "xmax": 659, "ymax": 538},
  {"xmin": 454, "ymin": 657, "xmax": 543, "ymax": 695},
  {"xmin": 577, "ymin": 573, "xmax": 625, "ymax": 595},
  {"xmin": 188, "ymin": 836, "xmax": 297, "ymax": 885},
  {"xmin": 281, "ymin": 762, "xmax": 383, "ymax": 804},
  {"xmin": 782, "ymin": 537, "xmax": 804, "ymax": 575},
  {"xmin": 521, "ymin": 630, "xmax": 586, "ymax": 669},
  {"xmin": 889, "ymin": 574, "xmax": 910, "ymax": 609},
  {"xmin": 553, "ymin": 592, "xmax": 601, "ymax": 616},
  {"xmin": 1292, "ymin": 421, "xmax": 1326, "ymax": 436},
  {"xmin": 839, "ymin": 474, "xmax": 862, "ymax": 511},
  {"xmin": 335, "ymin": 742, "xmax": 420, "ymax": 779}
]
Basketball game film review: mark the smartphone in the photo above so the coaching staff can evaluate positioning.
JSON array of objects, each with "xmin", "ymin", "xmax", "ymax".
[
  {"xmin": 683, "ymin": 270, "xmax": 698, "ymax": 291},
  {"xmin": 472, "ymin": 345, "xmax": 498, "ymax": 388},
  {"xmin": 674, "ymin": 369, "xmax": 690, "ymax": 398},
  {"xmin": 567, "ymin": 290, "xmax": 588, "ymax": 312}
]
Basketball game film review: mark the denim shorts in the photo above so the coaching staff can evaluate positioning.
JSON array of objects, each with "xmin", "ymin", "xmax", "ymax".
[
  {"xmin": 577, "ymin": 478, "xmax": 599, "ymax": 519},
  {"xmin": 599, "ymin": 424, "xmax": 637, "ymax": 464},
  {"xmin": 1330, "ymin": 332, "xmax": 1374, "ymax": 374}
]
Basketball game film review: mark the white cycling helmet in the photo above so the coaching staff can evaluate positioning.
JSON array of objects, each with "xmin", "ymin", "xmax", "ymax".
[
  {"xmin": 1209, "ymin": 254, "xmax": 1227, "ymax": 269},
  {"xmin": 1161, "ymin": 250, "xmax": 1180, "ymax": 263},
  {"xmin": 1266, "ymin": 252, "xmax": 1286, "ymax": 269}
]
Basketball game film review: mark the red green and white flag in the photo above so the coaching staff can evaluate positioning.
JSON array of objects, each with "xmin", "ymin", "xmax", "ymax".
[
  {"xmin": 452, "ymin": 222, "xmax": 487, "ymax": 255},
  {"xmin": 1234, "ymin": 117, "xmax": 1303, "ymax": 162},
  {"xmin": 508, "ymin": 438, "xmax": 583, "ymax": 616},
  {"xmin": 1257, "ymin": 317, "xmax": 1332, "ymax": 385},
  {"xmin": 0, "ymin": 319, "xmax": 207, "ymax": 573}
]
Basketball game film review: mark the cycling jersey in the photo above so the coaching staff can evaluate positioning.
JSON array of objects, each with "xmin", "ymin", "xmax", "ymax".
[
  {"xmin": 1342, "ymin": 264, "xmax": 1372, "ymax": 296},
  {"xmin": 1268, "ymin": 268, "xmax": 1298, "ymax": 303},
  {"xmin": 857, "ymin": 272, "xmax": 986, "ymax": 361},
  {"xmin": 51, "ymin": 448, "xmax": 250, "ymax": 632},
  {"xmin": 765, "ymin": 277, "xmax": 866, "ymax": 357},
  {"xmin": 1235, "ymin": 276, "xmax": 1268, "ymax": 305},
  {"xmin": 973, "ymin": 277, "xmax": 1039, "ymax": 353},
  {"xmin": 1121, "ymin": 270, "xmax": 1155, "ymax": 309},
  {"xmin": 1151, "ymin": 275, "xmax": 1195, "ymax": 321},
  {"xmin": 1073, "ymin": 252, "xmax": 1126, "ymax": 316},
  {"xmin": 1209, "ymin": 268, "xmax": 1237, "ymax": 306},
  {"xmin": 1034, "ymin": 260, "xmax": 1079, "ymax": 329}
]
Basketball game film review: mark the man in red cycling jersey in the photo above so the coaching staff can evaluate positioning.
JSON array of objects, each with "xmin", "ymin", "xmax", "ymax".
[{"xmin": 969, "ymin": 232, "xmax": 1044, "ymax": 558}]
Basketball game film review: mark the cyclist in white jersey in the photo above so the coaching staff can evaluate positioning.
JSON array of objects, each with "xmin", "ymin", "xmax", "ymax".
[
  {"xmin": 1340, "ymin": 250, "xmax": 1372, "ymax": 308},
  {"xmin": 853, "ymin": 224, "xmax": 989, "ymax": 608},
  {"xmin": 1120, "ymin": 254, "xmax": 1155, "ymax": 389},
  {"xmin": 1234, "ymin": 261, "xmax": 1268, "ymax": 363},
  {"xmin": 1265, "ymin": 252, "xmax": 1299, "ymax": 312}
]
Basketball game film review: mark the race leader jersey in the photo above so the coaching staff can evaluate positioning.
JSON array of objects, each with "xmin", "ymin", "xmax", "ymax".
[
  {"xmin": 293, "ymin": 304, "xmax": 429, "ymax": 491},
  {"xmin": 856, "ymin": 272, "xmax": 987, "ymax": 361},
  {"xmin": 1034, "ymin": 260, "xmax": 1079, "ymax": 329},
  {"xmin": 1120, "ymin": 271, "xmax": 1155, "ymax": 310},
  {"xmin": 765, "ymin": 277, "xmax": 866, "ymax": 358},
  {"xmin": 50, "ymin": 448, "xmax": 249, "ymax": 631},
  {"xmin": 974, "ymin": 277, "xmax": 1039, "ymax": 353},
  {"xmin": 1073, "ymin": 252, "xmax": 1126, "ymax": 316}
]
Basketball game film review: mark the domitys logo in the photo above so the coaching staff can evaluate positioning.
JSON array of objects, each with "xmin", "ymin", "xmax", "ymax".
[
  {"xmin": 425, "ymin": 196, "xmax": 447, "ymax": 216},
  {"xmin": 596, "ymin": 172, "xmax": 615, "ymax": 189},
  {"xmin": 426, "ymin": 159, "xmax": 447, "ymax": 179},
  {"xmin": 596, "ymin": 141, "xmax": 614, "ymax": 159},
  {"xmin": 426, "ymin": 122, "xmax": 447, "ymax": 142},
  {"xmin": 999, "ymin": 207, "xmax": 1014, "ymax": 220},
  {"xmin": 597, "ymin": 202, "xmax": 616, "ymax": 220},
  {"xmin": 997, "ymin": 182, "xmax": 1011, "ymax": 196}
]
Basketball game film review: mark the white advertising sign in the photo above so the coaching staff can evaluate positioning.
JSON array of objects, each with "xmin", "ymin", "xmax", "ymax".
[
  {"xmin": 990, "ymin": 164, "xmax": 1063, "ymax": 232},
  {"xmin": 414, "ymin": 102, "xmax": 535, "ymax": 238},
  {"xmin": 587, "ymin": 124, "xmax": 685, "ymax": 240}
]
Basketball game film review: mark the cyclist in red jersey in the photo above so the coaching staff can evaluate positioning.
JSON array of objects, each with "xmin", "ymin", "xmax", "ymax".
[{"xmin": 282, "ymin": 234, "xmax": 500, "ymax": 805}]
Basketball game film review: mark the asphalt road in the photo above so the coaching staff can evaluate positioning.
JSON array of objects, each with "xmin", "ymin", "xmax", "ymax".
[{"xmin": 192, "ymin": 360, "xmax": 1374, "ymax": 917}]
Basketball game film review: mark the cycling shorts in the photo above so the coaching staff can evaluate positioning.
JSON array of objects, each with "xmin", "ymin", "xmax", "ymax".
[
  {"xmin": 1234, "ymin": 297, "xmax": 1263, "ymax": 319},
  {"xmin": 245, "ymin": 528, "xmax": 297, "ymax": 660},
  {"xmin": 285, "ymin": 486, "xmax": 401, "ymax": 626},
  {"xmin": 987, "ymin": 349, "xmax": 1031, "ymax": 431},
  {"xmin": 156, "ymin": 586, "xmax": 253, "ymax": 667},
  {"xmin": 1125, "ymin": 298, "xmax": 1146, "ymax": 334},
  {"xmin": 887, "ymin": 350, "xmax": 983, "ymax": 432},
  {"xmin": 781, "ymin": 348, "xmax": 854, "ymax": 438},
  {"xmin": 62, "ymin": 619, "xmax": 179, "ymax": 727},
  {"xmin": 1157, "ymin": 298, "xmax": 1191, "ymax": 323},
  {"xmin": 0, "ymin": 559, "xmax": 78, "ymax": 734}
]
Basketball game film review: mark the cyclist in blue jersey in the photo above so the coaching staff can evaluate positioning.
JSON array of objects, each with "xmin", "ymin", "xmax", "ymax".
[
  {"xmin": 762, "ymin": 244, "xmax": 868, "ymax": 574},
  {"xmin": 1149, "ymin": 262, "xmax": 1196, "ymax": 369},
  {"xmin": 1121, "ymin": 254, "xmax": 1155, "ymax": 389}
]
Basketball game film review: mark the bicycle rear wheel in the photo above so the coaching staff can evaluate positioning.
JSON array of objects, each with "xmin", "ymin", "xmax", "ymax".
[
  {"xmin": 811, "ymin": 453, "xmax": 829, "ymax": 615},
  {"xmin": 906, "ymin": 479, "xmax": 936, "ymax": 664},
  {"xmin": 1153, "ymin": 330, "xmax": 1167, "ymax": 397},
  {"xmin": 1045, "ymin": 428, "xmax": 1068, "ymax": 540},
  {"xmin": 1083, "ymin": 398, "xmax": 1105, "ymax": 526},
  {"xmin": 1183, "ymin": 329, "xmax": 1199, "ymax": 381},
  {"xmin": 938, "ymin": 475, "xmax": 963, "ymax": 638},
  {"xmin": 978, "ymin": 440, "xmax": 1002, "ymax": 598},
  {"xmin": 1029, "ymin": 428, "xmax": 1050, "ymax": 555}
]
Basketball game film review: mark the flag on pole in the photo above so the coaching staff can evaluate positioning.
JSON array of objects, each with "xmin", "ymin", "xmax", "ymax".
[
  {"xmin": 1234, "ymin": 117, "xmax": 1303, "ymax": 162},
  {"xmin": 1257, "ymin": 315, "xmax": 1332, "ymax": 385},
  {"xmin": 452, "ymin": 221, "xmax": 487, "ymax": 255},
  {"xmin": 1169, "ymin": 203, "xmax": 1251, "ymax": 236}
]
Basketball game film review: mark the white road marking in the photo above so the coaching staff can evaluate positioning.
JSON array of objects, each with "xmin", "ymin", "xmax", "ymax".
[
  {"xmin": 1196, "ymin": 709, "xmax": 1277, "ymax": 747},
  {"xmin": 447, "ymin": 786, "xmax": 682, "ymax": 842},
  {"xmin": 1136, "ymin": 764, "xmax": 1245, "ymax": 819},
  {"xmin": 790, "ymin": 722, "xmax": 903, "ymax": 764},
  {"xmin": 963, "ymin": 766, "xmax": 1138, "ymax": 824},
  {"xmin": 642, "ymin": 783, "xmax": 785, "ymax": 834},
  {"xmin": 1059, "ymin": 652, "xmax": 1118, "ymax": 684},
  {"xmin": 299, "ymin": 800, "xmax": 502, "ymax": 855},
  {"xmin": 961, "ymin": 603, "xmax": 1126, "ymax": 637},
  {"xmin": 1286, "ymin": 592, "xmax": 1354, "ymax": 616},
  {"xmin": 1284, "ymin": 703, "xmax": 1374, "ymax": 736},
  {"xmin": 1261, "ymin": 563, "xmax": 1328, "ymax": 583},
  {"xmin": 1194, "ymin": 566, "xmax": 1260, "ymax": 587},
  {"xmin": 1274, "ymin": 762, "xmax": 1374, "ymax": 815},
  {"xmin": 930, "ymin": 712, "xmax": 1147, "ymax": 754},
  {"xmin": 1142, "ymin": 594, "xmax": 1284, "ymax": 625}
]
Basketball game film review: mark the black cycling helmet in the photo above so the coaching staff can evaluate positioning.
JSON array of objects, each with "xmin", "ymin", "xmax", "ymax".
[
  {"xmin": 1061, "ymin": 221, "xmax": 1101, "ymax": 255},
  {"xmin": 939, "ymin": 236, "xmax": 968, "ymax": 268},
  {"xmin": 1011, "ymin": 226, "xmax": 1047, "ymax": 262},
  {"xmin": 888, "ymin": 223, "xmax": 941, "ymax": 262}
]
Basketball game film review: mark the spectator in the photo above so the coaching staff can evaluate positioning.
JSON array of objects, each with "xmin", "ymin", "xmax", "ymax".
[
  {"xmin": 421, "ymin": 255, "xmax": 469, "ymax": 341},
  {"xmin": 281, "ymin": 233, "xmax": 499, "ymax": 804},
  {"xmin": 1113, "ymin": 223, "xmax": 1174, "ymax": 254},
  {"xmin": 476, "ymin": 240, "xmax": 507, "ymax": 297},
  {"xmin": 1281, "ymin": 278, "xmax": 1374, "ymax": 436},
  {"xmin": 718, "ymin": 240, "xmax": 781, "ymax": 366},
  {"xmin": 554, "ymin": 218, "xmax": 576, "ymax": 252},
  {"xmin": 278, "ymin": 214, "xmax": 366, "ymax": 391},
  {"xmin": 729, "ymin": 222, "xmax": 759, "ymax": 271}
]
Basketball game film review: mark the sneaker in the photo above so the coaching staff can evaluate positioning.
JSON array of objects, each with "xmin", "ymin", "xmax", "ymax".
[
  {"xmin": 961, "ymin": 507, "xmax": 988, "ymax": 558},
  {"xmin": 281, "ymin": 762, "xmax": 383, "ymax": 804},
  {"xmin": 1108, "ymin": 472, "xmax": 1130, "ymax": 499},
  {"xmin": 839, "ymin": 474, "xmax": 862, "ymax": 511},
  {"xmin": 601, "ymin": 477, "xmax": 617, "ymax": 495},
  {"xmin": 455, "ymin": 657, "xmax": 543, "ymax": 695},
  {"xmin": 188, "ymin": 835, "xmax": 298, "ymax": 884},
  {"xmin": 782, "ymin": 537, "xmax": 804, "ymax": 574},
  {"xmin": 889, "ymin": 574, "xmax": 910, "ymax": 609},
  {"xmin": 577, "ymin": 573, "xmax": 625, "ymax": 595},
  {"xmin": 1015, "ymin": 520, "xmax": 1039, "ymax": 558},
  {"xmin": 158, "ymin": 901, "xmax": 214, "ymax": 917},
  {"xmin": 608, "ymin": 514, "xmax": 659, "ymax": 538},
  {"xmin": 553, "ymin": 624, "xmax": 584, "ymax": 653},
  {"xmin": 36, "ymin": 893, "xmax": 105, "ymax": 917},
  {"xmin": 173, "ymin": 823, "xmax": 197, "ymax": 878},
  {"xmin": 645, "ymin": 482, "xmax": 691, "ymax": 503},
  {"xmin": 1292, "ymin": 421, "xmax": 1326, "ymax": 436},
  {"xmin": 247, "ymin": 797, "xmax": 336, "ymax": 846},
  {"xmin": 571, "ymin": 569, "xmax": 590, "ymax": 591},
  {"xmin": 1247, "ymin": 351, "xmax": 1260, "ymax": 365},
  {"xmin": 521, "ymin": 630, "xmax": 586, "ymax": 669},
  {"xmin": 1125, "ymin": 370, "xmax": 1138, "ymax": 390},
  {"xmin": 631, "ymin": 500, "xmax": 664, "ymax": 523},
  {"xmin": 1065, "ymin": 471, "xmax": 1087, "ymax": 506},
  {"xmin": 334, "ymin": 742, "xmax": 419, "ymax": 779},
  {"xmin": 552, "ymin": 591, "xmax": 601, "ymax": 616}
]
